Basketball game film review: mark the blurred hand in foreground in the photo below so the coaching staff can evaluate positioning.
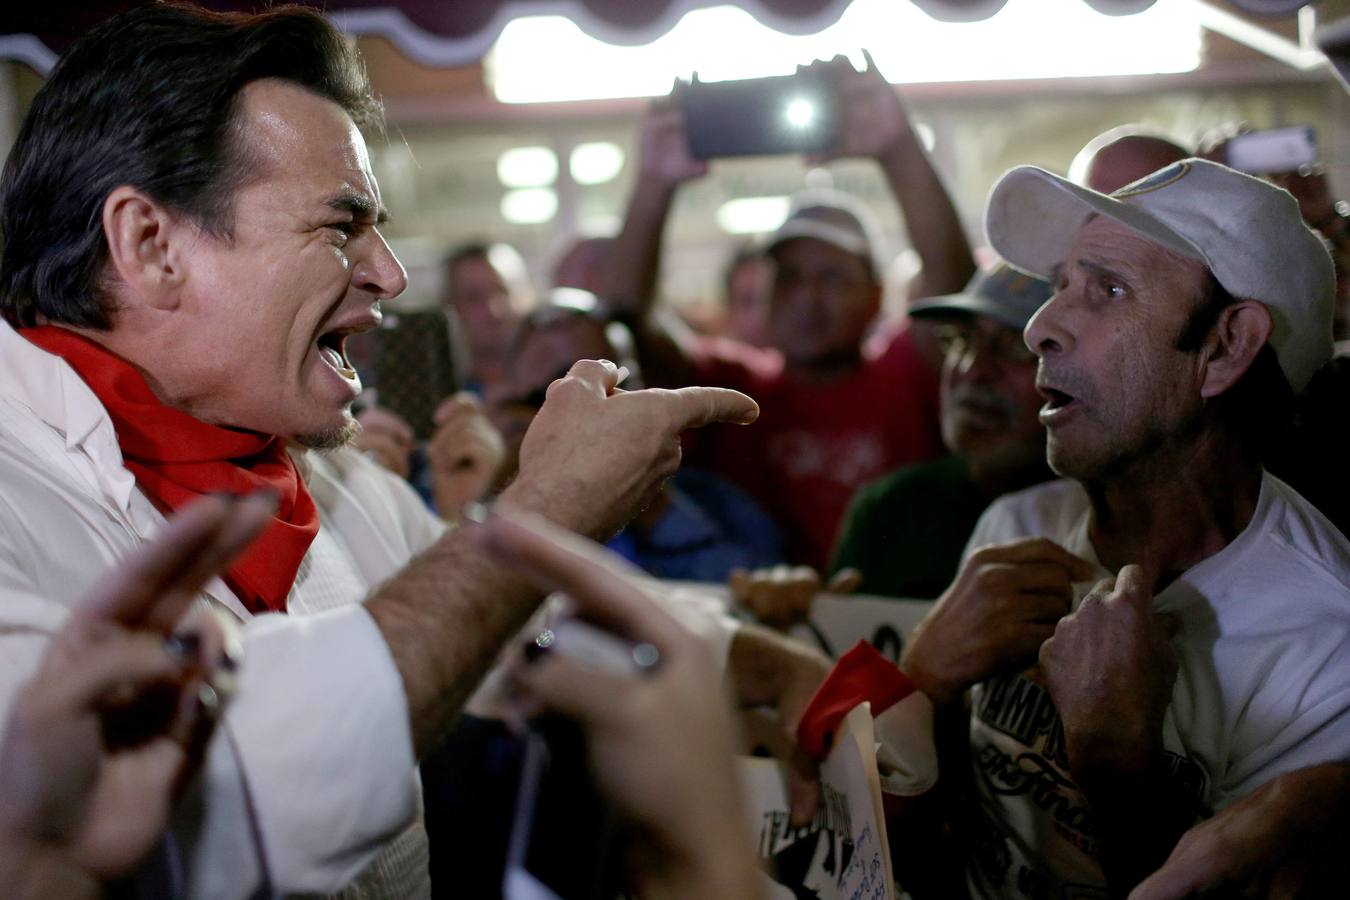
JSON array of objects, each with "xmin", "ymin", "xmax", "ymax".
[
  {"xmin": 475, "ymin": 507, "xmax": 766, "ymax": 900},
  {"xmin": 427, "ymin": 393, "xmax": 505, "ymax": 518},
  {"xmin": 355, "ymin": 406, "xmax": 416, "ymax": 480},
  {"xmin": 0, "ymin": 493, "xmax": 270, "ymax": 894}
]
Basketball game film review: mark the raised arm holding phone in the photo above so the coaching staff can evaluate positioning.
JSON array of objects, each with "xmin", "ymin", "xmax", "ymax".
[
  {"xmin": 602, "ymin": 52, "xmax": 973, "ymax": 326},
  {"xmin": 474, "ymin": 507, "xmax": 769, "ymax": 900},
  {"xmin": 597, "ymin": 52, "xmax": 973, "ymax": 568}
]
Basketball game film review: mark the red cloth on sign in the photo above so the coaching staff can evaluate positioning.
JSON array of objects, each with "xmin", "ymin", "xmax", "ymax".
[
  {"xmin": 686, "ymin": 326, "xmax": 943, "ymax": 569},
  {"xmin": 797, "ymin": 640, "xmax": 916, "ymax": 759},
  {"xmin": 23, "ymin": 325, "xmax": 318, "ymax": 614}
]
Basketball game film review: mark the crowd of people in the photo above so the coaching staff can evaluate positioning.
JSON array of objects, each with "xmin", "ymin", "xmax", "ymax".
[{"xmin": 3, "ymin": 3, "xmax": 1350, "ymax": 899}]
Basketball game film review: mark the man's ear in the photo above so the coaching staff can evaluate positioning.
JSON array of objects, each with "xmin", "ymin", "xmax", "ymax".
[
  {"xmin": 101, "ymin": 185, "xmax": 189, "ymax": 311},
  {"xmin": 1199, "ymin": 300, "xmax": 1273, "ymax": 399}
]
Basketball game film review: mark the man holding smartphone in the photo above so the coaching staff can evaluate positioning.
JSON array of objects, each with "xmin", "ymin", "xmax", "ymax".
[{"xmin": 601, "ymin": 56, "xmax": 976, "ymax": 569}]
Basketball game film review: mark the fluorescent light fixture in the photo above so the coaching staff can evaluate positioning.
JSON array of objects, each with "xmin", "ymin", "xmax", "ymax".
[
  {"xmin": 716, "ymin": 196, "xmax": 791, "ymax": 235},
  {"xmin": 497, "ymin": 146, "xmax": 558, "ymax": 188},
  {"xmin": 488, "ymin": 0, "xmax": 1202, "ymax": 103},
  {"xmin": 578, "ymin": 212, "xmax": 622, "ymax": 235},
  {"xmin": 500, "ymin": 188, "xmax": 558, "ymax": 224},
  {"xmin": 570, "ymin": 142, "xmax": 626, "ymax": 185}
]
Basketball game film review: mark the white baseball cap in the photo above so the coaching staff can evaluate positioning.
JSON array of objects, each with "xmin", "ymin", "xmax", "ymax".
[
  {"xmin": 985, "ymin": 158, "xmax": 1335, "ymax": 393},
  {"xmin": 767, "ymin": 190, "xmax": 882, "ymax": 277}
]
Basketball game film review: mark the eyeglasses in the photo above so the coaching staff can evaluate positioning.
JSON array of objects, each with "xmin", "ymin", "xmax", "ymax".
[{"xmin": 934, "ymin": 321, "xmax": 1036, "ymax": 367}]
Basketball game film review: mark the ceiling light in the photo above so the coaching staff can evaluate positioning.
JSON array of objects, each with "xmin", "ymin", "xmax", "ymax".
[
  {"xmin": 501, "ymin": 188, "xmax": 558, "ymax": 224},
  {"xmin": 497, "ymin": 146, "xmax": 558, "ymax": 188},
  {"xmin": 570, "ymin": 142, "xmax": 626, "ymax": 185}
]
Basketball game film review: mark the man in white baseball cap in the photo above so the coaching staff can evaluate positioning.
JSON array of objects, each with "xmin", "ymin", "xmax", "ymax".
[
  {"xmin": 988, "ymin": 158, "xmax": 1334, "ymax": 395},
  {"xmin": 800, "ymin": 159, "xmax": 1350, "ymax": 899}
]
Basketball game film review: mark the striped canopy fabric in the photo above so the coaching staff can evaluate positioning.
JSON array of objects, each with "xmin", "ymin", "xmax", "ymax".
[{"xmin": 0, "ymin": 0, "xmax": 1312, "ymax": 72}]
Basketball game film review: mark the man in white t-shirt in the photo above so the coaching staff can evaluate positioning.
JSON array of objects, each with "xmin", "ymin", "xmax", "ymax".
[{"xmin": 802, "ymin": 159, "xmax": 1350, "ymax": 899}]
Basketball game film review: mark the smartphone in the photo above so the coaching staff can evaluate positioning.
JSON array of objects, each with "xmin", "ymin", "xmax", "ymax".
[
  {"xmin": 371, "ymin": 309, "xmax": 461, "ymax": 441},
  {"xmin": 1226, "ymin": 125, "xmax": 1317, "ymax": 174},
  {"xmin": 683, "ymin": 69, "xmax": 840, "ymax": 160}
]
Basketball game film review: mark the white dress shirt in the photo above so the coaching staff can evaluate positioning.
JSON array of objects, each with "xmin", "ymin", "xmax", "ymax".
[{"xmin": 0, "ymin": 319, "xmax": 440, "ymax": 897}]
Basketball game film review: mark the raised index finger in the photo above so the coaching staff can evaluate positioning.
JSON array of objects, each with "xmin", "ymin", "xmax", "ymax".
[{"xmin": 664, "ymin": 385, "xmax": 759, "ymax": 430}]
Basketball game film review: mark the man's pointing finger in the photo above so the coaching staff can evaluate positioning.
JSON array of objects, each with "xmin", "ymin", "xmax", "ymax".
[{"xmin": 664, "ymin": 386, "xmax": 759, "ymax": 430}]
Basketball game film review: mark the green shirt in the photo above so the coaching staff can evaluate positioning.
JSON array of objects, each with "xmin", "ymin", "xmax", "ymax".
[{"xmin": 829, "ymin": 455, "xmax": 989, "ymax": 599}]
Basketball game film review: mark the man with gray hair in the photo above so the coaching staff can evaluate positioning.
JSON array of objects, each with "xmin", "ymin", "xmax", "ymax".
[
  {"xmin": 803, "ymin": 159, "xmax": 1350, "ymax": 898},
  {"xmin": 830, "ymin": 262, "xmax": 1052, "ymax": 599}
]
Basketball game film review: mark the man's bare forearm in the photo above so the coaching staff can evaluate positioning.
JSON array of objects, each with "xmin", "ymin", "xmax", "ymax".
[
  {"xmin": 878, "ymin": 121, "xmax": 974, "ymax": 301},
  {"xmin": 603, "ymin": 175, "xmax": 700, "ymax": 387},
  {"xmin": 365, "ymin": 520, "xmax": 543, "ymax": 758},
  {"xmin": 366, "ymin": 363, "xmax": 760, "ymax": 757},
  {"xmin": 1132, "ymin": 762, "xmax": 1350, "ymax": 899},
  {"xmin": 603, "ymin": 176, "xmax": 679, "ymax": 319},
  {"xmin": 366, "ymin": 460, "xmax": 637, "ymax": 757}
]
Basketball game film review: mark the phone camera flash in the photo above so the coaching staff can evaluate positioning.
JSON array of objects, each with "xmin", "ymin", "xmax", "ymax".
[{"xmin": 785, "ymin": 97, "xmax": 816, "ymax": 129}]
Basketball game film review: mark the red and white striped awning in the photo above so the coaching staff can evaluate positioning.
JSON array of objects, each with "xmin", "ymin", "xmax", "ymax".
[{"xmin": 0, "ymin": 0, "xmax": 1313, "ymax": 72}]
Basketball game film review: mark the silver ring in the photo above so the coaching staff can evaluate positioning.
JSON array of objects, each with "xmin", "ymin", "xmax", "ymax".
[{"xmin": 631, "ymin": 642, "xmax": 661, "ymax": 672}]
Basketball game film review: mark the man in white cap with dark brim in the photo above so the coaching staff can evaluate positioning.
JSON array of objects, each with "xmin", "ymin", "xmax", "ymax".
[{"xmin": 798, "ymin": 158, "xmax": 1350, "ymax": 899}]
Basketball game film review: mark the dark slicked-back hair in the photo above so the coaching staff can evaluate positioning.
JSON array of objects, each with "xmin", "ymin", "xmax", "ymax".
[{"xmin": 0, "ymin": 3, "xmax": 382, "ymax": 329}]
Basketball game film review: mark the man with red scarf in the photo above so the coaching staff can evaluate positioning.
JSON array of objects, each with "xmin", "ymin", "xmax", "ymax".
[{"xmin": 0, "ymin": 5, "xmax": 775, "ymax": 897}]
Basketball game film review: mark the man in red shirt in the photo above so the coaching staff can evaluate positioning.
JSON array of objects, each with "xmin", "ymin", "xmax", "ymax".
[{"xmin": 601, "ymin": 58, "xmax": 975, "ymax": 566}]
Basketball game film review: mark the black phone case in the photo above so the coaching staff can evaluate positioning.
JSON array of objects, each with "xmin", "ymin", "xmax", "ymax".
[
  {"xmin": 683, "ymin": 70, "xmax": 840, "ymax": 159},
  {"xmin": 374, "ymin": 310, "xmax": 460, "ymax": 441}
]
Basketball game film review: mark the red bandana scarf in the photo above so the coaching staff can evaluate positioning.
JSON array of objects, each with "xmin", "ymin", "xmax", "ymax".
[{"xmin": 24, "ymin": 326, "xmax": 319, "ymax": 614}]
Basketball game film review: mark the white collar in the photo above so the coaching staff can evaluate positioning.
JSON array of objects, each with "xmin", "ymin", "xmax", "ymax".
[{"xmin": 0, "ymin": 319, "xmax": 139, "ymax": 513}]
